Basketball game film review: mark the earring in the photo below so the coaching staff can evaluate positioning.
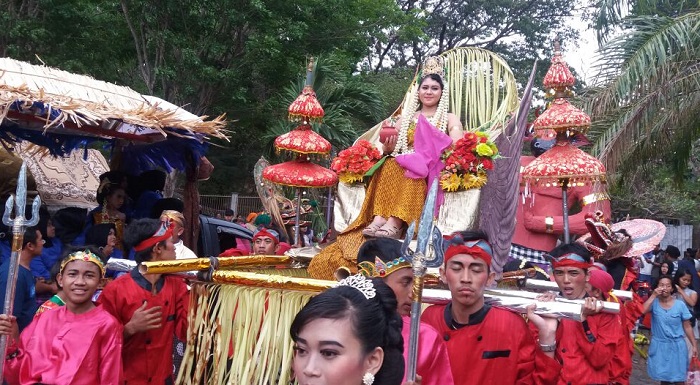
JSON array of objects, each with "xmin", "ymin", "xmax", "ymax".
[{"xmin": 362, "ymin": 372, "xmax": 374, "ymax": 385}]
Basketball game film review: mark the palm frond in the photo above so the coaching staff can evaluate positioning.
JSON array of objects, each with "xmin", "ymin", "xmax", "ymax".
[
  {"xmin": 583, "ymin": 11, "xmax": 700, "ymax": 176},
  {"xmin": 588, "ymin": 14, "xmax": 700, "ymax": 115},
  {"xmin": 591, "ymin": 0, "xmax": 676, "ymax": 43},
  {"xmin": 589, "ymin": 63, "xmax": 700, "ymax": 176}
]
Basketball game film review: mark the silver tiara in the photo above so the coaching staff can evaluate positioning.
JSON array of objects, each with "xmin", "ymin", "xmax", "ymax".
[{"xmin": 335, "ymin": 274, "xmax": 376, "ymax": 300}]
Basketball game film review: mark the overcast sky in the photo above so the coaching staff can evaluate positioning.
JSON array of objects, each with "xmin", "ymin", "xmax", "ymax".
[{"xmin": 561, "ymin": 10, "xmax": 603, "ymax": 84}]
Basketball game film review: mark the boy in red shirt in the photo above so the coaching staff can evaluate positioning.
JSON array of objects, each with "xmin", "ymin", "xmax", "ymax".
[
  {"xmin": 547, "ymin": 243, "xmax": 621, "ymax": 385},
  {"xmin": 586, "ymin": 267, "xmax": 632, "ymax": 385},
  {"xmin": 99, "ymin": 218, "xmax": 189, "ymax": 385}
]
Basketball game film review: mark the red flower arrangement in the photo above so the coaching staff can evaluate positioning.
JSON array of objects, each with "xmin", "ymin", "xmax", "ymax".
[
  {"xmin": 440, "ymin": 131, "xmax": 499, "ymax": 191},
  {"xmin": 331, "ymin": 140, "xmax": 382, "ymax": 184}
]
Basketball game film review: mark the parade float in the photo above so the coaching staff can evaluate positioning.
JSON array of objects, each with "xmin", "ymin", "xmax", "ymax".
[
  {"xmin": 0, "ymin": 48, "xmax": 640, "ymax": 385},
  {"xmin": 138, "ymin": 47, "xmax": 626, "ymax": 384}
]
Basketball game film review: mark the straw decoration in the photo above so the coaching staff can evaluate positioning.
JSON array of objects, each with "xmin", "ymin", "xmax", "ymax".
[
  {"xmin": 0, "ymin": 58, "xmax": 228, "ymax": 140},
  {"xmin": 176, "ymin": 282, "xmax": 315, "ymax": 385}
]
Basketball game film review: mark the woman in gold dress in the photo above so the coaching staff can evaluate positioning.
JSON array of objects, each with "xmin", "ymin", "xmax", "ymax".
[{"xmin": 309, "ymin": 57, "xmax": 463, "ymax": 280}]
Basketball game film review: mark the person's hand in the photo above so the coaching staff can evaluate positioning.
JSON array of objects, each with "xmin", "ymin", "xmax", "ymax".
[
  {"xmin": 0, "ymin": 314, "xmax": 18, "ymax": 340},
  {"xmin": 526, "ymin": 304, "xmax": 558, "ymax": 343},
  {"xmin": 403, "ymin": 375, "xmax": 422, "ymax": 385},
  {"xmin": 125, "ymin": 302, "xmax": 162, "ymax": 336},
  {"xmin": 693, "ymin": 345, "xmax": 698, "ymax": 358},
  {"xmin": 676, "ymin": 285, "xmax": 683, "ymax": 292},
  {"xmin": 581, "ymin": 297, "xmax": 603, "ymax": 321},
  {"xmin": 536, "ymin": 292, "xmax": 557, "ymax": 302},
  {"xmin": 653, "ymin": 287, "xmax": 665, "ymax": 297},
  {"xmin": 381, "ymin": 134, "xmax": 397, "ymax": 154}
]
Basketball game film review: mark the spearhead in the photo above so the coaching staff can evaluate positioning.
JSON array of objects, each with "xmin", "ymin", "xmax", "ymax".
[{"xmin": 3, "ymin": 163, "xmax": 41, "ymax": 229}]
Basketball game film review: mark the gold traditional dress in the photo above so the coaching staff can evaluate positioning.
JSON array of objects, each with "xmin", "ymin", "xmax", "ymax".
[{"xmin": 309, "ymin": 119, "xmax": 434, "ymax": 280}]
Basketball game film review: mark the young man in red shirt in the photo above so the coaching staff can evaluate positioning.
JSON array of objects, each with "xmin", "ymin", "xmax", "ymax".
[
  {"xmin": 99, "ymin": 218, "xmax": 189, "ymax": 385},
  {"xmin": 547, "ymin": 243, "xmax": 621, "ymax": 385},
  {"xmin": 421, "ymin": 231, "xmax": 560, "ymax": 384}
]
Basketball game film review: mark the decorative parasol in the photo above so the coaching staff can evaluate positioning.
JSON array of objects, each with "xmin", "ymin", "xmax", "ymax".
[
  {"xmin": 542, "ymin": 43, "xmax": 576, "ymax": 92},
  {"xmin": 262, "ymin": 158, "xmax": 337, "ymax": 188},
  {"xmin": 274, "ymin": 124, "xmax": 331, "ymax": 155},
  {"xmin": 263, "ymin": 58, "xmax": 337, "ymax": 245},
  {"xmin": 288, "ymin": 65, "xmax": 325, "ymax": 123},
  {"xmin": 522, "ymin": 40, "xmax": 606, "ymax": 243},
  {"xmin": 532, "ymin": 98, "xmax": 591, "ymax": 134}
]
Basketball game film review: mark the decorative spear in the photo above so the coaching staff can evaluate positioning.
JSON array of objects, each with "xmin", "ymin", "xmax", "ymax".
[
  {"xmin": 402, "ymin": 180, "xmax": 444, "ymax": 382},
  {"xmin": 0, "ymin": 163, "xmax": 40, "ymax": 381}
]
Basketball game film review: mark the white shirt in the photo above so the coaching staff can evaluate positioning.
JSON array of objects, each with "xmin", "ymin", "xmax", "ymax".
[
  {"xmin": 175, "ymin": 239, "xmax": 197, "ymax": 260},
  {"xmin": 638, "ymin": 256, "xmax": 653, "ymax": 275}
]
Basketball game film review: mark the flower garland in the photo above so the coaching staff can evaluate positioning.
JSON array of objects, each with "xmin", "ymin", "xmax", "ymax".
[
  {"xmin": 330, "ymin": 140, "xmax": 382, "ymax": 184},
  {"xmin": 440, "ymin": 131, "xmax": 499, "ymax": 192}
]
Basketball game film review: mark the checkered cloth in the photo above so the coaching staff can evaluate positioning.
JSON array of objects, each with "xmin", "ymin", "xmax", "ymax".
[{"xmin": 510, "ymin": 243, "xmax": 549, "ymax": 266}]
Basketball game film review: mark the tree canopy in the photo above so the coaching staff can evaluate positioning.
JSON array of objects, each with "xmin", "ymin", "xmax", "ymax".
[{"xmin": 1, "ymin": 0, "xmax": 579, "ymax": 194}]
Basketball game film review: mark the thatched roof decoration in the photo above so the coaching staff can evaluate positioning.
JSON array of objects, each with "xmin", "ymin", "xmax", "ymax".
[{"xmin": 0, "ymin": 58, "xmax": 228, "ymax": 142}]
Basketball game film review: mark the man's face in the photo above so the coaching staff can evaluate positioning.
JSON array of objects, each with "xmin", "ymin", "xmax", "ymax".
[
  {"xmin": 28, "ymin": 230, "xmax": 44, "ymax": 257},
  {"xmin": 440, "ymin": 253, "xmax": 494, "ymax": 310},
  {"xmin": 585, "ymin": 283, "xmax": 604, "ymax": 300},
  {"xmin": 553, "ymin": 267, "xmax": 588, "ymax": 299},
  {"xmin": 254, "ymin": 236, "xmax": 277, "ymax": 255},
  {"xmin": 384, "ymin": 268, "xmax": 414, "ymax": 316}
]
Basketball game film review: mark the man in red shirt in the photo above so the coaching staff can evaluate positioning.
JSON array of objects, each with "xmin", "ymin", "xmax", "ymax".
[
  {"xmin": 99, "ymin": 218, "xmax": 189, "ymax": 385},
  {"xmin": 421, "ymin": 230, "xmax": 560, "ymax": 384},
  {"xmin": 547, "ymin": 243, "xmax": 621, "ymax": 385}
]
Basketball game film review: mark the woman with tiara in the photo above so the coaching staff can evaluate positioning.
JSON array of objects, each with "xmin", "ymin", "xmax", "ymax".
[
  {"xmin": 290, "ymin": 275, "xmax": 409, "ymax": 385},
  {"xmin": 310, "ymin": 56, "xmax": 463, "ymax": 280}
]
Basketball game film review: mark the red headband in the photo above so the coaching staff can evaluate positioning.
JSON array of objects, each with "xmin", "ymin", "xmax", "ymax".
[
  {"xmin": 444, "ymin": 239, "xmax": 493, "ymax": 267},
  {"xmin": 134, "ymin": 222, "xmax": 174, "ymax": 252},
  {"xmin": 253, "ymin": 228, "xmax": 279, "ymax": 244},
  {"xmin": 549, "ymin": 252, "xmax": 592, "ymax": 270}
]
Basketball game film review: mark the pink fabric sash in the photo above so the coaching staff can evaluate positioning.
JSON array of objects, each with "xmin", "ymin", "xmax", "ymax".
[{"xmin": 396, "ymin": 114, "xmax": 452, "ymax": 214}]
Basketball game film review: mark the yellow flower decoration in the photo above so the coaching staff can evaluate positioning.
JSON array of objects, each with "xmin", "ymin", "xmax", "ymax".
[
  {"xmin": 339, "ymin": 172, "xmax": 365, "ymax": 184},
  {"xmin": 440, "ymin": 173, "xmax": 462, "ymax": 192},
  {"xmin": 489, "ymin": 143, "xmax": 499, "ymax": 156},
  {"xmin": 462, "ymin": 172, "xmax": 488, "ymax": 190},
  {"xmin": 476, "ymin": 143, "xmax": 494, "ymax": 157}
]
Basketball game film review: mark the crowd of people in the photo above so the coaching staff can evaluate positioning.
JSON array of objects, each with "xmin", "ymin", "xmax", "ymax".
[
  {"xmin": 0, "ymin": 55, "xmax": 695, "ymax": 385},
  {"xmin": 293, "ymin": 232, "xmax": 667, "ymax": 385}
]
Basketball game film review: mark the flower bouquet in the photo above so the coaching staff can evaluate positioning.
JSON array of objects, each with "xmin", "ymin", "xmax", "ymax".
[
  {"xmin": 440, "ymin": 131, "xmax": 499, "ymax": 192},
  {"xmin": 330, "ymin": 140, "xmax": 382, "ymax": 184}
]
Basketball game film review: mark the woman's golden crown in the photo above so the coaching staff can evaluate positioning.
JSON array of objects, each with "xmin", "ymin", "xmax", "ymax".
[{"xmin": 421, "ymin": 56, "xmax": 445, "ymax": 78}]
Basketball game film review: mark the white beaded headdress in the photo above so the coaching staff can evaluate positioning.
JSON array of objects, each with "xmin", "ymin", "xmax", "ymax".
[{"xmin": 335, "ymin": 274, "xmax": 377, "ymax": 300}]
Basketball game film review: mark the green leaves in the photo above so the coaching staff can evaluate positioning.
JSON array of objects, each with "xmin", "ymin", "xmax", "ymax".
[{"xmin": 584, "ymin": 12, "xmax": 700, "ymax": 178}]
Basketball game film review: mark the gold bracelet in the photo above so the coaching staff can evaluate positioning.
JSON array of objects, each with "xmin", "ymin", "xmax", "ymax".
[{"xmin": 545, "ymin": 217, "xmax": 554, "ymax": 233}]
